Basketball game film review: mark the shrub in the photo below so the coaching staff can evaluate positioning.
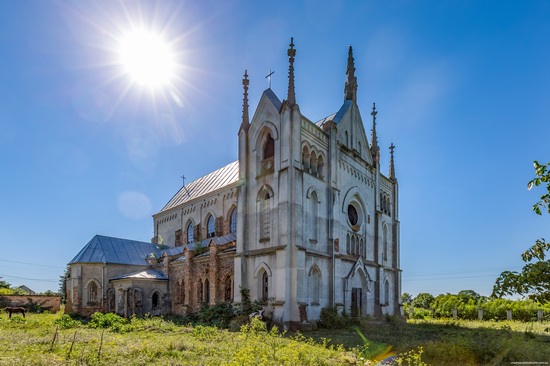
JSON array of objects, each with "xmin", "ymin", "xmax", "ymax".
[
  {"xmin": 54, "ymin": 314, "xmax": 82, "ymax": 329},
  {"xmin": 197, "ymin": 302, "xmax": 236, "ymax": 328},
  {"xmin": 318, "ymin": 307, "xmax": 352, "ymax": 329},
  {"xmin": 88, "ymin": 312, "xmax": 128, "ymax": 330}
]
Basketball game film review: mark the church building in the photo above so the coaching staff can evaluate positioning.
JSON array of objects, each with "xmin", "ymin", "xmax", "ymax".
[{"xmin": 66, "ymin": 39, "xmax": 402, "ymax": 328}]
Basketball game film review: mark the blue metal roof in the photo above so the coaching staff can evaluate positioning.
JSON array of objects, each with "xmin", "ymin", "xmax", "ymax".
[
  {"xmin": 69, "ymin": 235, "xmax": 167, "ymax": 265},
  {"xmin": 315, "ymin": 100, "xmax": 353, "ymax": 128},
  {"xmin": 159, "ymin": 161, "xmax": 239, "ymax": 213},
  {"xmin": 263, "ymin": 88, "xmax": 282, "ymax": 111}
]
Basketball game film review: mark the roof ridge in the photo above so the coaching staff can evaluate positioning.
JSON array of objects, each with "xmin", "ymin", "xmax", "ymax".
[{"xmin": 158, "ymin": 160, "xmax": 239, "ymax": 213}]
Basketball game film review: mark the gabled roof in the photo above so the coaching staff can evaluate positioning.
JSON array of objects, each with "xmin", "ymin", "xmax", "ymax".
[
  {"xmin": 69, "ymin": 235, "xmax": 166, "ymax": 266},
  {"xmin": 159, "ymin": 160, "xmax": 239, "ymax": 214},
  {"xmin": 316, "ymin": 100, "xmax": 353, "ymax": 128},
  {"xmin": 263, "ymin": 88, "xmax": 282, "ymax": 111},
  {"xmin": 110, "ymin": 269, "xmax": 168, "ymax": 281}
]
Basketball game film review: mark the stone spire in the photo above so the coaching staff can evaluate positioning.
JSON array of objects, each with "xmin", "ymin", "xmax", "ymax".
[
  {"xmin": 370, "ymin": 102, "xmax": 380, "ymax": 163},
  {"xmin": 286, "ymin": 37, "xmax": 296, "ymax": 106},
  {"xmin": 239, "ymin": 70, "xmax": 250, "ymax": 134},
  {"xmin": 344, "ymin": 46, "xmax": 357, "ymax": 102},
  {"xmin": 389, "ymin": 143, "xmax": 396, "ymax": 181}
]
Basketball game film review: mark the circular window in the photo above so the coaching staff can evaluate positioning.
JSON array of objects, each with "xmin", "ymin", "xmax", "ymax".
[{"xmin": 348, "ymin": 205, "xmax": 358, "ymax": 226}]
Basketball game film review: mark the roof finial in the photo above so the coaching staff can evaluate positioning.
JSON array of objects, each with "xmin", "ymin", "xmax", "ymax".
[
  {"xmin": 239, "ymin": 70, "xmax": 250, "ymax": 133},
  {"xmin": 265, "ymin": 69, "xmax": 274, "ymax": 89},
  {"xmin": 287, "ymin": 37, "xmax": 296, "ymax": 106},
  {"xmin": 370, "ymin": 102, "xmax": 380, "ymax": 163},
  {"xmin": 389, "ymin": 143, "xmax": 396, "ymax": 181},
  {"xmin": 344, "ymin": 45, "xmax": 357, "ymax": 102}
]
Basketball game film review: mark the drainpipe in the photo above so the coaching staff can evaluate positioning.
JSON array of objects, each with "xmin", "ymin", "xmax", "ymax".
[{"xmin": 102, "ymin": 264, "xmax": 106, "ymax": 309}]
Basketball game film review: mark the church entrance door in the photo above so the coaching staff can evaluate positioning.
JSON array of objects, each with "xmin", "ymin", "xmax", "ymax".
[{"xmin": 351, "ymin": 287, "xmax": 362, "ymax": 317}]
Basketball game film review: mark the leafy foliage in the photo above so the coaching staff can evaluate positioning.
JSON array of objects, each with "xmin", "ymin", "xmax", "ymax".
[
  {"xmin": 58, "ymin": 266, "xmax": 69, "ymax": 304},
  {"xmin": 493, "ymin": 161, "xmax": 550, "ymax": 303},
  {"xmin": 318, "ymin": 307, "xmax": 353, "ymax": 329},
  {"xmin": 88, "ymin": 312, "xmax": 129, "ymax": 330},
  {"xmin": 411, "ymin": 293, "xmax": 434, "ymax": 309},
  {"xmin": 401, "ymin": 292, "xmax": 412, "ymax": 305},
  {"xmin": 197, "ymin": 302, "xmax": 236, "ymax": 328}
]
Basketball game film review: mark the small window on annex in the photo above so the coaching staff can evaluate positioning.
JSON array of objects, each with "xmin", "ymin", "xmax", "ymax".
[
  {"xmin": 229, "ymin": 208, "xmax": 237, "ymax": 234},
  {"xmin": 88, "ymin": 281, "xmax": 99, "ymax": 304},
  {"xmin": 186, "ymin": 221, "xmax": 195, "ymax": 243},
  {"xmin": 152, "ymin": 292, "xmax": 161, "ymax": 308},
  {"xmin": 206, "ymin": 215, "xmax": 215, "ymax": 238}
]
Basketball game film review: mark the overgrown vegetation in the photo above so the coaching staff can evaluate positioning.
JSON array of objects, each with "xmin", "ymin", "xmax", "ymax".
[
  {"xmin": 405, "ymin": 291, "xmax": 550, "ymax": 321},
  {"xmin": 2, "ymin": 311, "xmax": 549, "ymax": 365},
  {"xmin": 318, "ymin": 306, "xmax": 355, "ymax": 329}
]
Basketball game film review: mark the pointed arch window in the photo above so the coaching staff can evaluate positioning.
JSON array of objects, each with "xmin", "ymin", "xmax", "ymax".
[
  {"xmin": 317, "ymin": 155, "xmax": 325, "ymax": 179},
  {"xmin": 204, "ymin": 279, "xmax": 210, "ymax": 304},
  {"xmin": 309, "ymin": 191, "xmax": 318, "ymax": 242},
  {"xmin": 263, "ymin": 133, "xmax": 274, "ymax": 159},
  {"xmin": 186, "ymin": 221, "xmax": 194, "ymax": 243},
  {"xmin": 198, "ymin": 280, "xmax": 203, "ymax": 303},
  {"xmin": 302, "ymin": 146, "xmax": 310, "ymax": 172},
  {"xmin": 308, "ymin": 267, "xmax": 321, "ymax": 305},
  {"xmin": 206, "ymin": 215, "xmax": 215, "ymax": 238},
  {"xmin": 182, "ymin": 280, "xmax": 186, "ymax": 303},
  {"xmin": 310, "ymin": 152, "xmax": 318, "ymax": 175},
  {"xmin": 229, "ymin": 208, "xmax": 237, "ymax": 234},
  {"xmin": 261, "ymin": 271, "xmax": 269, "ymax": 302},
  {"xmin": 88, "ymin": 281, "xmax": 99, "ymax": 305},
  {"xmin": 224, "ymin": 276, "xmax": 233, "ymax": 301},
  {"xmin": 260, "ymin": 192, "xmax": 271, "ymax": 240},
  {"xmin": 346, "ymin": 233, "xmax": 351, "ymax": 254},
  {"xmin": 383, "ymin": 225, "xmax": 389, "ymax": 262},
  {"xmin": 152, "ymin": 292, "xmax": 160, "ymax": 308},
  {"xmin": 384, "ymin": 280, "xmax": 390, "ymax": 305}
]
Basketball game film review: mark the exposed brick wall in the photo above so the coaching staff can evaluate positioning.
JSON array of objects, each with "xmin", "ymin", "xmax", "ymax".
[
  {"xmin": 169, "ymin": 242, "xmax": 235, "ymax": 314},
  {"xmin": 0, "ymin": 295, "xmax": 61, "ymax": 312}
]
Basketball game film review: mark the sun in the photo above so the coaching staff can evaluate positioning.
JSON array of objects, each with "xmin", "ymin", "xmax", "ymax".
[{"xmin": 118, "ymin": 28, "xmax": 176, "ymax": 89}]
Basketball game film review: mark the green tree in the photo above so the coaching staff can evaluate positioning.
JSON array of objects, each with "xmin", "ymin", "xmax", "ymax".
[
  {"xmin": 59, "ymin": 266, "xmax": 69, "ymax": 304},
  {"xmin": 402, "ymin": 292, "xmax": 413, "ymax": 305},
  {"xmin": 457, "ymin": 290, "xmax": 481, "ymax": 302},
  {"xmin": 0, "ymin": 279, "xmax": 11, "ymax": 289},
  {"xmin": 411, "ymin": 293, "xmax": 434, "ymax": 309},
  {"xmin": 523, "ymin": 161, "xmax": 550, "ymax": 261},
  {"xmin": 493, "ymin": 161, "xmax": 550, "ymax": 303}
]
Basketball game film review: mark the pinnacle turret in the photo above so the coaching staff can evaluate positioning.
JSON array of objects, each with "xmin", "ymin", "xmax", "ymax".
[
  {"xmin": 344, "ymin": 46, "xmax": 358, "ymax": 102},
  {"xmin": 370, "ymin": 102, "xmax": 380, "ymax": 163},
  {"xmin": 286, "ymin": 37, "xmax": 296, "ymax": 106},
  {"xmin": 239, "ymin": 70, "xmax": 250, "ymax": 134},
  {"xmin": 389, "ymin": 143, "xmax": 396, "ymax": 181}
]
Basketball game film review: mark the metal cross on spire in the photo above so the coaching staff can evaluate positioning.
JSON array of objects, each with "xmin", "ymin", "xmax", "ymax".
[
  {"xmin": 180, "ymin": 175, "xmax": 191, "ymax": 197},
  {"xmin": 265, "ymin": 69, "xmax": 274, "ymax": 89}
]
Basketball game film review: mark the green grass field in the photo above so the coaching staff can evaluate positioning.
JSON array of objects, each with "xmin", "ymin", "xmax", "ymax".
[{"xmin": 1, "ymin": 311, "xmax": 549, "ymax": 365}]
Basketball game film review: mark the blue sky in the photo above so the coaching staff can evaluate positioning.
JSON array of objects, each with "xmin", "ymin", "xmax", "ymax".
[{"xmin": 1, "ymin": 1, "xmax": 549, "ymax": 297}]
